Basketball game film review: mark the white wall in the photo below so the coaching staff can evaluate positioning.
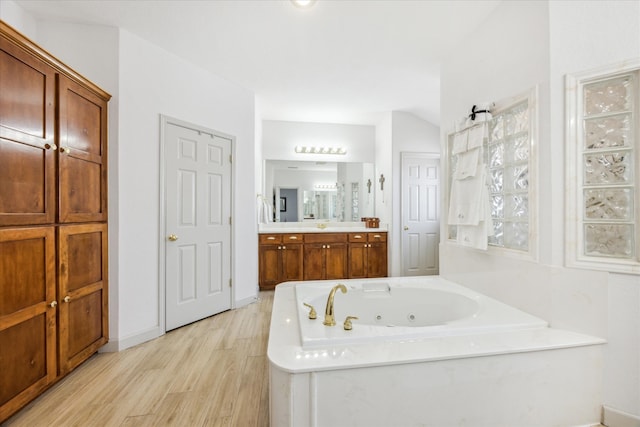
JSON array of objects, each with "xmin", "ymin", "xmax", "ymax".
[
  {"xmin": 2, "ymin": 9, "xmax": 258, "ymax": 350},
  {"xmin": 116, "ymin": 29, "xmax": 256, "ymax": 346},
  {"xmin": 262, "ymin": 120, "xmax": 375, "ymax": 163},
  {"xmin": 0, "ymin": 0, "xmax": 36, "ymax": 38},
  {"xmin": 548, "ymin": 0, "xmax": 640, "ymax": 417},
  {"xmin": 440, "ymin": 0, "xmax": 640, "ymax": 419},
  {"xmin": 390, "ymin": 111, "xmax": 440, "ymax": 276},
  {"xmin": 374, "ymin": 113, "xmax": 393, "ymax": 227}
]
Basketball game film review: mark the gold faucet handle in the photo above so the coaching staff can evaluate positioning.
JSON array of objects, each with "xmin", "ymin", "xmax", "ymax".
[
  {"xmin": 343, "ymin": 316, "xmax": 359, "ymax": 330},
  {"xmin": 303, "ymin": 302, "xmax": 317, "ymax": 319}
]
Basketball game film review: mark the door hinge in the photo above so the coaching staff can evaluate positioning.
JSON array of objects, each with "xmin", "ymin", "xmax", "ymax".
[
  {"xmin": 229, "ymin": 278, "xmax": 232, "ymax": 288},
  {"xmin": 229, "ymin": 216, "xmax": 232, "ymax": 225},
  {"xmin": 229, "ymin": 154, "xmax": 232, "ymax": 163}
]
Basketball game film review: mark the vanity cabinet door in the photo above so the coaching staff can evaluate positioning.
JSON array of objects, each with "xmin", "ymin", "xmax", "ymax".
[
  {"xmin": 367, "ymin": 242, "xmax": 388, "ymax": 277},
  {"xmin": 280, "ymin": 243, "xmax": 303, "ymax": 283},
  {"xmin": 348, "ymin": 242, "xmax": 368, "ymax": 278},
  {"xmin": 303, "ymin": 243, "xmax": 325, "ymax": 280},
  {"xmin": 348, "ymin": 232, "xmax": 387, "ymax": 278},
  {"xmin": 324, "ymin": 243, "xmax": 348, "ymax": 279},
  {"xmin": 259, "ymin": 244, "xmax": 281, "ymax": 290}
]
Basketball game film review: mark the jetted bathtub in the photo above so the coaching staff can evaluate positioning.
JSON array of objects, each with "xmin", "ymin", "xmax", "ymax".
[
  {"xmin": 268, "ymin": 276, "xmax": 606, "ymax": 427},
  {"xmin": 294, "ymin": 278, "xmax": 548, "ymax": 348}
]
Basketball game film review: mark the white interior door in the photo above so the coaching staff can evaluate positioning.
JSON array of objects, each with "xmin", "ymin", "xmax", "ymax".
[
  {"xmin": 163, "ymin": 118, "xmax": 232, "ymax": 331},
  {"xmin": 401, "ymin": 153, "xmax": 440, "ymax": 276}
]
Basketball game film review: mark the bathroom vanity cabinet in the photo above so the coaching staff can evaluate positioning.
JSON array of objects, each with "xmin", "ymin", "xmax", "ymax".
[
  {"xmin": 347, "ymin": 232, "xmax": 388, "ymax": 279},
  {"xmin": 258, "ymin": 231, "xmax": 387, "ymax": 290},
  {"xmin": 0, "ymin": 22, "xmax": 110, "ymax": 422},
  {"xmin": 258, "ymin": 234, "xmax": 304, "ymax": 289},
  {"xmin": 302, "ymin": 233, "xmax": 348, "ymax": 281}
]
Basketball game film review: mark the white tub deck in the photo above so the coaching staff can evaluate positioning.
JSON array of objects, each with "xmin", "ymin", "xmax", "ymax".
[{"xmin": 268, "ymin": 277, "xmax": 606, "ymax": 427}]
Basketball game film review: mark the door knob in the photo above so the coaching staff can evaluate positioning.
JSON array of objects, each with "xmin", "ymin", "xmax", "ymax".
[
  {"xmin": 168, "ymin": 234, "xmax": 179, "ymax": 241},
  {"xmin": 404, "ymin": 226, "xmax": 409, "ymax": 231},
  {"xmin": 64, "ymin": 296, "xmax": 71, "ymax": 303}
]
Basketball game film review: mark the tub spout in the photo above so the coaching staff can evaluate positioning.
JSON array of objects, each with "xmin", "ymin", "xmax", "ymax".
[{"xmin": 323, "ymin": 284, "xmax": 347, "ymax": 326}]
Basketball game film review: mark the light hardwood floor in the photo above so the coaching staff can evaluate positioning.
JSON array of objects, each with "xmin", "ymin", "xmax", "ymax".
[{"xmin": 3, "ymin": 291, "xmax": 274, "ymax": 427}]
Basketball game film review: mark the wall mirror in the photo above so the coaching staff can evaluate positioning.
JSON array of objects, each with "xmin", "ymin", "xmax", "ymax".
[{"xmin": 264, "ymin": 160, "xmax": 375, "ymax": 222}]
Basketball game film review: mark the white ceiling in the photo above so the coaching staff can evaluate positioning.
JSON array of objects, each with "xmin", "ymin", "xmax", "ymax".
[{"xmin": 15, "ymin": 0, "xmax": 501, "ymax": 125}]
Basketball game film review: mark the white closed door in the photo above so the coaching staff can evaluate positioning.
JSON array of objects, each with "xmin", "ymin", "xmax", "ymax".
[
  {"xmin": 163, "ymin": 118, "xmax": 232, "ymax": 331},
  {"xmin": 401, "ymin": 153, "xmax": 440, "ymax": 276}
]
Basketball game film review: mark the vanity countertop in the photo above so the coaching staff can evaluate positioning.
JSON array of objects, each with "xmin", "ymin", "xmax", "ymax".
[{"xmin": 258, "ymin": 222, "xmax": 387, "ymax": 234}]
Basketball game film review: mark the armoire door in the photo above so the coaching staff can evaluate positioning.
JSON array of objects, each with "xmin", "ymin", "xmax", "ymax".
[
  {"xmin": 0, "ymin": 37, "xmax": 56, "ymax": 226},
  {"xmin": 57, "ymin": 75, "xmax": 108, "ymax": 223},
  {"xmin": 57, "ymin": 223, "xmax": 108, "ymax": 374},
  {"xmin": 0, "ymin": 227, "xmax": 57, "ymax": 421}
]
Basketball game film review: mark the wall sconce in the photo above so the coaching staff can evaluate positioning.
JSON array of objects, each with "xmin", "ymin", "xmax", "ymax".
[{"xmin": 295, "ymin": 146, "xmax": 347, "ymax": 155}]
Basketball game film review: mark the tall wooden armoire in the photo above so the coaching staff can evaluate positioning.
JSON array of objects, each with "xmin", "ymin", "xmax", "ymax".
[{"xmin": 0, "ymin": 20, "xmax": 110, "ymax": 422}]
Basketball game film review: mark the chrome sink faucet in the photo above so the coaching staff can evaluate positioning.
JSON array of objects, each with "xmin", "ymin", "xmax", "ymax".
[{"xmin": 323, "ymin": 283, "xmax": 347, "ymax": 326}]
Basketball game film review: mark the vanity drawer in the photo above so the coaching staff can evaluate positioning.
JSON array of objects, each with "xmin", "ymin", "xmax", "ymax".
[
  {"xmin": 282, "ymin": 233, "xmax": 304, "ymax": 244},
  {"xmin": 348, "ymin": 233, "xmax": 368, "ymax": 242},
  {"xmin": 259, "ymin": 234, "xmax": 282, "ymax": 244},
  {"xmin": 303, "ymin": 233, "xmax": 347, "ymax": 244},
  {"xmin": 259, "ymin": 233, "xmax": 304, "ymax": 244},
  {"xmin": 368, "ymin": 232, "xmax": 387, "ymax": 242},
  {"xmin": 349, "ymin": 232, "xmax": 387, "ymax": 242}
]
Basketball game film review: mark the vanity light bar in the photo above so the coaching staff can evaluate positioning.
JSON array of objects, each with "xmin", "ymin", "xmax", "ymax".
[
  {"xmin": 314, "ymin": 184, "xmax": 337, "ymax": 190},
  {"xmin": 295, "ymin": 146, "xmax": 347, "ymax": 155}
]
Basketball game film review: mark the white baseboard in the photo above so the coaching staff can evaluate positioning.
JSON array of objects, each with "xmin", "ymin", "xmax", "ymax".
[
  {"xmin": 100, "ymin": 326, "xmax": 163, "ymax": 352},
  {"xmin": 603, "ymin": 405, "xmax": 640, "ymax": 427},
  {"xmin": 235, "ymin": 295, "xmax": 258, "ymax": 309},
  {"xmin": 100, "ymin": 295, "xmax": 259, "ymax": 353}
]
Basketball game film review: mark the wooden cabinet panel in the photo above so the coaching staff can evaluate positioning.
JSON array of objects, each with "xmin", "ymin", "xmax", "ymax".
[
  {"xmin": 302, "ymin": 244, "xmax": 325, "ymax": 281},
  {"xmin": 58, "ymin": 223, "xmax": 108, "ymax": 374},
  {"xmin": 0, "ymin": 37, "xmax": 56, "ymax": 226},
  {"xmin": 259, "ymin": 244, "xmax": 281, "ymax": 289},
  {"xmin": 0, "ymin": 227, "xmax": 56, "ymax": 421},
  {"xmin": 325, "ymin": 243, "xmax": 348, "ymax": 279},
  {"xmin": 259, "ymin": 234, "xmax": 304, "ymax": 290},
  {"xmin": 303, "ymin": 242, "xmax": 347, "ymax": 280},
  {"xmin": 367, "ymin": 242, "xmax": 388, "ymax": 278},
  {"xmin": 0, "ymin": 38, "xmax": 55, "ymax": 144},
  {"xmin": 0, "ymin": 21, "xmax": 110, "ymax": 422},
  {"xmin": 348, "ymin": 232, "xmax": 388, "ymax": 278},
  {"xmin": 281, "ymin": 244, "xmax": 303, "ymax": 282},
  {"xmin": 348, "ymin": 242, "xmax": 368, "ymax": 279},
  {"xmin": 58, "ymin": 76, "xmax": 108, "ymax": 223},
  {"xmin": 259, "ymin": 231, "xmax": 386, "ymax": 287}
]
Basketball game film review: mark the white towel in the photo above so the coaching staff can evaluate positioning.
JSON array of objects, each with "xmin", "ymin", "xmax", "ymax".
[
  {"xmin": 454, "ymin": 146, "xmax": 480, "ymax": 180},
  {"xmin": 448, "ymin": 167, "xmax": 487, "ymax": 225},
  {"xmin": 467, "ymin": 124, "xmax": 485, "ymax": 150},
  {"xmin": 448, "ymin": 164, "xmax": 494, "ymax": 250},
  {"xmin": 257, "ymin": 195, "xmax": 273, "ymax": 224},
  {"xmin": 452, "ymin": 130, "xmax": 468, "ymax": 155},
  {"xmin": 456, "ymin": 179, "xmax": 494, "ymax": 250}
]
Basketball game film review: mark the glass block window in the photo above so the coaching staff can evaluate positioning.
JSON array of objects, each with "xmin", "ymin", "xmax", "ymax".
[
  {"xmin": 567, "ymin": 62, "xmax": 640, "ymax": 274},
  {"xmin": 351, "ymin": 182, "xmax": 359, "ymax": 221},
  {"xmin": 447, "ymin": 93, "xmax": 535, "ymax": 254}
]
